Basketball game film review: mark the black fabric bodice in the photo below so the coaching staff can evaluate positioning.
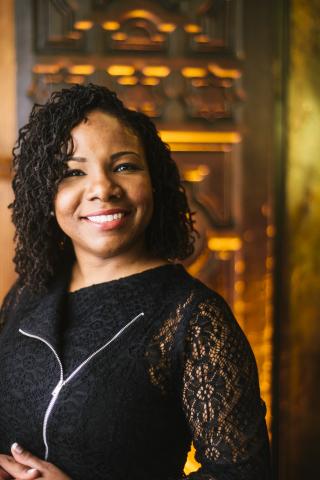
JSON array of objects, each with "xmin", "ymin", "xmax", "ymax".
[{"xmin": 0, "ymin": 264, "xmax": 271, "ymax": 479}]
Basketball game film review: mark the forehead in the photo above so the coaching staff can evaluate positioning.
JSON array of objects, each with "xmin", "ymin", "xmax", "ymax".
[{"xmin": 71, "ymin": 110, "xmax": 140, "ymax": 147}]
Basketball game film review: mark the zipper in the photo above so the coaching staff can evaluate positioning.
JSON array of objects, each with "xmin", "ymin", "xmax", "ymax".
[
  {"xmin": 17, "ymin": 330, "xmax": 64, "ymax": 460},
  {"xmin": 19, "ymin": 311, "xmax": 144, "ymax": 460}
]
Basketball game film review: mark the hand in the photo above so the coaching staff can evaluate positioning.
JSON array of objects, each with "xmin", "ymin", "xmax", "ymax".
[
  {"xmin": 0, "ymin": 448, "xmax": 39, "ymax": 480},
  {"xmin": 0, "ymin": 465, "xmax": 13, "ymax": 480},
  {"xmin": 0, "ymin": 443, "xmax": 72, "ymax": 480}
]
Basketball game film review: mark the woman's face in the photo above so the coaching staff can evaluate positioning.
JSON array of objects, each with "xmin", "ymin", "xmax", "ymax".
[{"xmin": 53, "ymin": 110, "xmax": 154, "ymax": 264}]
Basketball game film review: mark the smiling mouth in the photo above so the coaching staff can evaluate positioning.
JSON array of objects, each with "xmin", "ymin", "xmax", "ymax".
[{"xmin": 85, "ymin": 212, "xmax": 127, "ymax": 223}]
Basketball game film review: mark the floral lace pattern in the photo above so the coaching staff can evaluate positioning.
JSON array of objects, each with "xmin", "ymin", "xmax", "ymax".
[
  {"xmin": 0, "ymin": 265, "xmax": 271, "ymax": 479},
  {"xmin": 146, "ymin": 289, "xmax": 270, "ymax": 479}
]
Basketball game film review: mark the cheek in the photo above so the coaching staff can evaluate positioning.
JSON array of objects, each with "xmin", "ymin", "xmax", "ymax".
[
  {"xmin": 131, "ymin": 179, "xmax": 154, "ymax": 214},
  {"xmin": 54, "ymin": 187, "xmax": 80, "ymax": 224}
]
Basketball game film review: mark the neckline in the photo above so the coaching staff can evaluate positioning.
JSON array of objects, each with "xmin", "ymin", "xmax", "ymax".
[{"xmin": 66, "ymin": 263, "xmax": 185, "ymax": 297}]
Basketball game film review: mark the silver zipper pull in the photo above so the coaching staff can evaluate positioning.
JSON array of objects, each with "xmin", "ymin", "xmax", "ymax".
[{"xmin": 52, "ymin": 380, "xmax": 63, "ymax": 396}]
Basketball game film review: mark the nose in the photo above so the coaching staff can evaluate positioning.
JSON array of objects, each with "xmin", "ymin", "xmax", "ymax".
[{"xmin": 86, "ymin": 170, "xmax": 123, "ymax": 202}]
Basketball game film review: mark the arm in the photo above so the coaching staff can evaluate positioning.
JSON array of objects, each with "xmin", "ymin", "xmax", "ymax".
[{"xmin": 179, "ymin": 295, "xmax": 271, "ymax": 480}]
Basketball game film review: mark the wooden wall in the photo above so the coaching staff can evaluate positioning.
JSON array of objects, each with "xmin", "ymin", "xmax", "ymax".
[{"xmin": 0, "ymin": 0, "xmax": 16, "ymax": 302}]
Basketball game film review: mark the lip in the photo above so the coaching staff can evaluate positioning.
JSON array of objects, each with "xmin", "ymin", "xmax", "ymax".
[
  {"xmin": 80, "ymin": 208, "xmax": 131, "ymax": 232},
  {"xmin": 81, "ymin": 208, "xmax": 130, "ymax": 218}
]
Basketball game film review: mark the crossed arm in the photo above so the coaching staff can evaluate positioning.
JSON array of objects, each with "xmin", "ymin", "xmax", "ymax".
[{"xmin": 0, "ymin": 443, "xmax": 69, "ymax": 480}]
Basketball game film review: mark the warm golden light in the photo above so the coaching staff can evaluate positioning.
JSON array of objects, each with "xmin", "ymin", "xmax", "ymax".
[
  {"xmin": 217, "ymin": 251, "xmax": 231, "ymax": 261},
  {"xmin": 208, "ymin": 237, "xmax": 242, "ymax": 251},
  {"xmin": 141, "ymin": 77, "xmax": 160, "ymax": 86},
  {"xmin": 142, "ymin": 66, "xmax": 170, "ymax": 77},
  {"xmin": 142, "ymin": 102, "xmax": 155, "ymax": 112},
  {"xmin": 184, "ymin": 444, "xmax": 200, "ymax": 475},
  {"xmin": 208, "ymin": 64, "xmax": 241, "ymax": 79},
  {"xmin": 66, "ymin": 75, "xmax": 85, "ymax": 84},
  {"xmin": 183, "ymin": 165, "xmax": 210, "ymax": 182},
  {"xmin": 266, "ymin": 257, "xmax": 274, "ymax": 270},
  {"xmin": 112, "ymin": 32, "xmax": 127, "ymax": 41},
  {"xmin": 221, "ymin": 80, "xmax": 233, "ymax": 88},
  {"xmin": 194, "ymin": 34, "xmax": 210, "ymax": 43},
  {"xmin": 68, "ymin": 65, "xmax": 94, "ymax": 75},
  {"xmin": 181, "ymin": 67, "xmax": 207, "ymax": 78},
  {"xmin": 235, "ymin": 260, "xmax": 246, "ymax": 273},
  {"xmin": 102, "ymin": 21, "xmax": 120, "ymax": 31},
  {"xmin": 265, "ymin": 278, "xmax": 273, "ymax": 299},
  {"xmin": 160, "ymin": 131, "xmax": 241, "ymax": 144},
  {"xmin": 169, "ymin": 143, "xmax": 232, "ymax": 152},
  {"xmin": 117, "ymin": 76, "xmax": 138, "ymax": 85},
  {"xmin": 67, "ymin": 32, "xmax": 82, "ymax": 40},
  {"xmin": 74, "ymin": 21, "xmax": 93, "ymax": 30},
  {"xmin": 266, "ymin": 225, "xmax": 275, "ymax": 237},
  {"xmin": 261, "ymin": 203, "xmax": 271, "ymax": 216},
  {"xmin": 151, "ymin": 34, "xmax": 165, "ymax": 42},
  {"xmin": 235, "ymin": 280, "xmax": 246, "ymax": 293},
  {"xmin": 184, "ymin": 23, "xmax": 202, "ymax": 33},
  {"xmin": 191, "ymin": 78, "xmax": 208, "ymax": 87},
  {"xmin": 33, "ymin": 64, "xmax": 60, "ymax": 74},
  {"xmin": 158, "ymin": 23, "xmax": 176, "ymax": 32},
  {"xmin": 234, "ymin": 300, "xmax": 246, "ymax": 314},
  {"xmin": 107, "ymin": 65, "xmax": 135, "ymax": 76},
  {"xmin": 124, "ymin": 9, "xmax": 155, "ymax": 21},
  {"xmin": 188, "ymin": 249, "xmax": 210, "ymax": 277},
  {"xmin": 43, "ymin": 74, "xmax": 62, "ymax": 84}
]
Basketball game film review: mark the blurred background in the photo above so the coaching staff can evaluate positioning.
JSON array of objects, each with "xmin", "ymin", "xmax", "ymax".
[{"xmin": 0, "ymin": 0, "xmax": 319, "ymax": 478}]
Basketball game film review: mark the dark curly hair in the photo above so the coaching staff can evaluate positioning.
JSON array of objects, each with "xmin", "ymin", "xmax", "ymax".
[{"xmin": 10, "ymin": 83, "xmax": 196, "ymax": 292}]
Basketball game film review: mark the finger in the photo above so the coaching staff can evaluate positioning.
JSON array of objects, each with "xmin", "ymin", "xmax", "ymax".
[
  {"xmin": 0, "ymin": 454, "xmax": 38, "ymax": 479},
  {"xmin": 0, "ymin": 466, "xmax": 11, "ymax": 480},
  {"xmin": 10, "ymin": 444, "xmax": 42, "ymax": 474}
]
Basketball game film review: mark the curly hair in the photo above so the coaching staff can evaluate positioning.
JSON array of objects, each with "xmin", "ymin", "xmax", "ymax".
[{"xmin": 10, "ymin": 83, "xmax": 197, "ymax": 293}]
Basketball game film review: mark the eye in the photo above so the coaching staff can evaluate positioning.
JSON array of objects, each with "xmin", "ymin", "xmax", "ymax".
[
  {"xmin": 63, "ymin": 169, "xmax": 85, "ymax": 178},
  {"xmin": 114, "ymin": 163, "xmax": 142, "ymax": 173}
]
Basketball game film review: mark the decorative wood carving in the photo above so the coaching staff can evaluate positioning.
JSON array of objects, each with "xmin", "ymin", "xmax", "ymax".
[
  {"xmin": 170, "ymin": 145, "xmax": 243, "ymax": 312},
  {"xmin": 34, "ymin": 0, "xmax": 85, "ymax": 52},
  {"xmin": 29, "ymin": 65, "xmax": 240, "ymax": 123},
  {"xmin": 33, "ymin": 0, "xmax": 239, "ymax": 55}
]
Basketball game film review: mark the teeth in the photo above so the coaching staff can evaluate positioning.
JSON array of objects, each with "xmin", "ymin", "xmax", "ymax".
[{"xmin": 86, "ymin": 213, "xmax": 125, "ymax": 223}]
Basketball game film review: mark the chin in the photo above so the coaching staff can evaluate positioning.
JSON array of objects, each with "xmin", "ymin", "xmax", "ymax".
[{"xmin": 84, "ymin": 240, "xmax": 137, "ymax": 260}]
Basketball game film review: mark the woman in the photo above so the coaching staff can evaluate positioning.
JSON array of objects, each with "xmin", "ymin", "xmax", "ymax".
[{"xmin": 0, "ymin": 84, "xmax": 271, "ymax": 480}]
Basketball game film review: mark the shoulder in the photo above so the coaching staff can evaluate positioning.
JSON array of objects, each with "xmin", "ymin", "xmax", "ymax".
[
  {"xmin": 0, "ymin": 280, "xmax": 23, "ymax": 330},
  {"xmin": 173, "ymin": 266, "xmax": 238, "ymax": 326},
  {"xmin": 172, "ymin": 269, "xmax": 256, "ymax": 365},
  {"xmin": 163, "ymin": 265, "xmax": 238, "ymax": 335},
  {"xmin": 0, "ymin": 278, "xmax": 45, "ymax": 331},
  {"xmin": 0, "ymin": 279, "xmax": 23, "ymax": 311}
]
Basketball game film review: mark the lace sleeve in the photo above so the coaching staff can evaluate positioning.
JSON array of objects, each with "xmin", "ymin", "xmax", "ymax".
[{"xmin": 179, "ymin": 295, "xmax": 271, "ymax": 480}]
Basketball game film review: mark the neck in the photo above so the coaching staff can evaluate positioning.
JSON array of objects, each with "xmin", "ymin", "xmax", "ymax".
[{"xmin": 69, "ymin": 250, "xmax": 169, "ymax": 292}]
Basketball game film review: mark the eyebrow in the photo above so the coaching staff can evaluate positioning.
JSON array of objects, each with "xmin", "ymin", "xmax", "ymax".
[{"xmin": 68, "ymin": 151, "xmax": 141, "ymax": 162}]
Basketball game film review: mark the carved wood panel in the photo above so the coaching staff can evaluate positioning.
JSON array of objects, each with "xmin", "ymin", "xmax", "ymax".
[{"xmin": 33, "ymin": 0, "xmax": 238, "ymax": 55}]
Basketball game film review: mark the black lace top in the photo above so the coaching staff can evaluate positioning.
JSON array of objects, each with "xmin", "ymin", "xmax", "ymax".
[{"xmin": 0, "ymin": 264, "xmax": 271, "ymax": 479}]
